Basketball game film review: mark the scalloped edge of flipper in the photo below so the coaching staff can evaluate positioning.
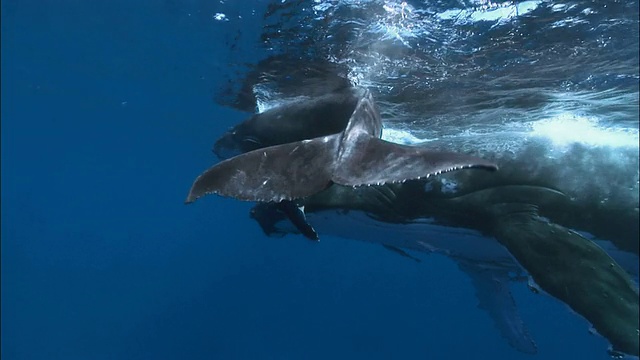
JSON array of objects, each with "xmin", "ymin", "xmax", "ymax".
[{"xmin": 332, "ymin": 135, "xmax": 498, "ymax": 187}]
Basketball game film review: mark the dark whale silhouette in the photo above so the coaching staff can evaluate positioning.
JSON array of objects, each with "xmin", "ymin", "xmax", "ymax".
[
  {"xmin": 206, "ymin": 88, "xmax": 639, "ymax": 356},
  {"xmin": 185, "ymin": 88, "xmax": 497, "ymax": 204}
]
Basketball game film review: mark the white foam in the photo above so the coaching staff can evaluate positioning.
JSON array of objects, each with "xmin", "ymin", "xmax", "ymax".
[
  {"xmin": 530, "ymin": 113, "xmax": 639, "ymax": 148},
  {"xmin": 381, "ymin": 127, "xmax": 429, "ymax": 144},
  {"xmin": 437, "ymin": 0, "xmax": 540, "ymax": 24}
]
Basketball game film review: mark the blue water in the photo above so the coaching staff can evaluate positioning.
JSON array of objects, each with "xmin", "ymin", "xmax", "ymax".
[{"xmin": 2, "ymin": 1, "xmax": 637, "ymax": 359}]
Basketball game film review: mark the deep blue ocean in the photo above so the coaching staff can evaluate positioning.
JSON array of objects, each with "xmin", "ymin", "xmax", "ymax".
[{"xmin": 2, "ymin": 1, "xmax": 638, "ymax": 359}]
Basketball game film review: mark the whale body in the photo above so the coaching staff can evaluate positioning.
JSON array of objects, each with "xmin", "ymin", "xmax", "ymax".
[{"xmin": 197, "ymin": 88, "xmax": 640, "ymax": 356}]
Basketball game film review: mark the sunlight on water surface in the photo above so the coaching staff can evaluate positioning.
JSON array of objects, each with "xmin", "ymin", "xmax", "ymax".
[{"xmin": 530, "ymin": 113, "xmax": 640, "ymax": 148}]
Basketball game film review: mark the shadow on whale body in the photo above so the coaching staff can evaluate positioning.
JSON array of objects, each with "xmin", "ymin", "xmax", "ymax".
[
  {"xmin": 186, "ymin": 88, "xmax": 497, "ymax": 204},
  {"xmin": 188, "ymin": 87, "xmax": 639, "ymax": 357}
]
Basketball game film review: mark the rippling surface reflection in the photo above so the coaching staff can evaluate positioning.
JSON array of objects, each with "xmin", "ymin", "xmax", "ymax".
[{"xmin": 215, "ymin": 0, "xmax": 638, "ymax": 144}]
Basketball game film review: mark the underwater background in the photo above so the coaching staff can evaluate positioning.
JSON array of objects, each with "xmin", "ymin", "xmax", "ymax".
[{"xmin": 2, "ymin": 0, "xmax": 638, "ymax": 359}]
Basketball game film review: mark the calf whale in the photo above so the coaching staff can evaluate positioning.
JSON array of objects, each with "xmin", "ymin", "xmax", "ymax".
[
  {"xmin": 208, "ymin": 88, "xmax": 639, "ymax": 356},
  {"xmin": 185, "ymin": 88, "xmax": 497, "ymax": 204}
]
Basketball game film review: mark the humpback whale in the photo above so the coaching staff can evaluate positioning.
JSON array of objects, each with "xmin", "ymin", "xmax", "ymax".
[
  {"xmin": 207, "ymin": 88, "xmax": 639, "ymax": 356},
  {"xmin": 185, "ymin": 88, "xmax": 497, "ymax": 204},
  {"xmin": 251, "ymin": 173, "xmax": 639, "ymax": 356}
]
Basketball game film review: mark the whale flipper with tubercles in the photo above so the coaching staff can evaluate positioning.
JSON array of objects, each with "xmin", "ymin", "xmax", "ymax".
[{"xmin": 186, "ymin": 89, "xmax": 497, "ymax": 203}]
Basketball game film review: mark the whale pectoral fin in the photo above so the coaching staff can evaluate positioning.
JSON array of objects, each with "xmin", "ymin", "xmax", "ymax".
[
  {"xmin": 250, "ymin": 202, "xmax": 318, "ymax": 240},
  {"xmin": 276, "ymin": 201, "xmax": 319, "ymax": 241},
  {"xmin": 186, "ymin": 135, "xmax": 339, "ymax": 203},
  {"xmin": 491, "ymin": 203, "xmax": 640, "ymax": 356},
  {"xmin": 332, "ymin": 135, "xmax": 498, "ymax": 187},
  {"xmin": 457, "ymin": 261, "xmax": 537, "ymax": 354}
]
